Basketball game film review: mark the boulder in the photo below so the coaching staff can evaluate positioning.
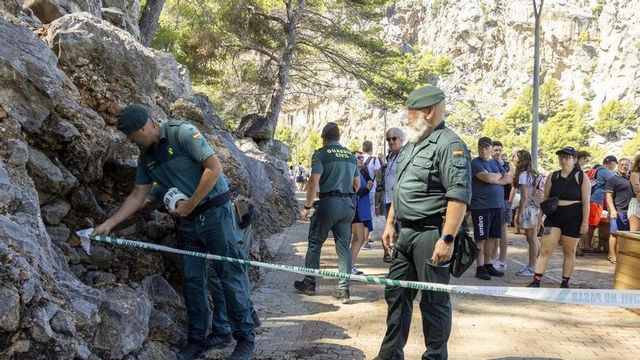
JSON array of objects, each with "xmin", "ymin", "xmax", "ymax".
[
  {"xmin": 155, "ymin": 51, "xmax": 192, "ymax": 111},
  {"xmin": 101, "ymin": 7, "xmax": 140, "ymax": 40},
  {"xmin": 236, "ymin": 113, "xmax": 274, "ymax": 140},
  {"xmin": 136, "ymin": 341, "xmax": 177, "ymax": 360},
  {"xmin": 0, "ymin": 161, "xmax": 15, "ymax": 211},
  {"xmin": 46, "ymin": 224, "xmax": 71, "ymax": 243},
  {"xmin": 147, "ymin": 309, "xmax": 185, "ymax": 345},
  {"xmin": 7, "ymin": 139, "xmax": 30, "ymax": 167},
  {"xmin": 24, "ymin": 0, "xmax": 101, "ymax": 24},
  {"xmin": 0, "ymin": 286, "xmax": 20, "ymax": 332},
  {"xmin": 92, "ymin": 287, "xmax": 151, "ymax": 359},
  {"xmin": 41, "ymin": 199, "xmax": 71, "ymax": 225},
  {"xmin": 258, "ymin": 139, "xmax": 291, "ymax": 162},
  {"xmin": 26, "ymin": 147, "xmax": 65, "ymax": 195},
  {"xmin": 184, "ymin": 93, "xmax": 224, "ymax": 132},
  {"xmin": 142, "ymin": 274, "xmax": 181, "ymax": 308},
  {"xmin": 50, "ymin": 310, "xmax": 76, "ymax": 336}
]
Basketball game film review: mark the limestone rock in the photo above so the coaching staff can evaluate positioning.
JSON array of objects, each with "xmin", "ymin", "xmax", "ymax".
[
  {"xmin": 147, "ymin": 309, "xmax": 185, "ymax": 345},
  {"xmin": 236, "ymin": 113, "xmax": 274, "ymax": 140},
  {"xmin": 26, "ymin": 146, "xmax": 65, "ymax": 195},
  {"xmin": 0, "ymin": 286, "xmax": 20, "ymax": 332},
  {"xmin": 7, "ymin": 139, "xmax": 29, "ymax": 167},
  {"xmin": 142, "ymin": 274, "xmax": 181, "ymax": 308},
  {"xmin": 50, "ymin": 310, "xmax": 76, "ymax": 336},
  {"xmin": 92, "ymin": 287, "xmax": 151, "ymax": 359},
  {"xmin": 24, "ymin": 0, "xmax": 101, "ymax": 24},
  {"xmin": 155, "ymin": 51, "xmax": 193, "ymax": 111},
  {"xmin": 258, "ymin": 139, "xmax": 291, "ymax": 162},
  {"xmin": 136, "ymin": 341, "xmax": 177, "ymax": 360},
  {"xmin": 41, "ymin": 199, "xmax": 71, "ymax": 225},
  {"xmin": 46, "ymin": 224, "xmax": 71, "ymax": 243},
  {"xmin": 101, "ymin": 7, "xmax": 140, "ymax": 40}
]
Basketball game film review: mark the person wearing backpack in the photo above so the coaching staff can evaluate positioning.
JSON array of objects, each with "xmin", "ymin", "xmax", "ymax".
[
  {"xmin": 582, "ymin": 156, "xmax": 617, "ymax": 253},
  {"xmin": 528, "ymin": 146, "xmax": 591, "ymax": 288},
  {"xmin": 512, "ymin": 150, "xmax": 542, "ymax": 277}
]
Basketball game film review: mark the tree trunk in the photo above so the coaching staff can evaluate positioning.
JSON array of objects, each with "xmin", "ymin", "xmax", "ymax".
[
  {"xmin": 265, "ymin": 0, "xmax": 305, "ymax": 138},
  {"xmin": 531, "ymin": 0, "xmax": 544, "ymax": 170},
  {"xmin": 139, "ymin": 0, "xmax": 166, "ymax": 47}
]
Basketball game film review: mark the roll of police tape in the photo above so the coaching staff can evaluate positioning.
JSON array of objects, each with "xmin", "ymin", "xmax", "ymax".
[{"xmin": 75, "ymin": 229, "xmax": 640, "ymax": 308}]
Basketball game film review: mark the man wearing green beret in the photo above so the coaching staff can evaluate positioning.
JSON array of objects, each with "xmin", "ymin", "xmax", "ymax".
[
  {"xmin": 294, "ymin": 122, "xmax": 360, "ymax": 303},
  {"xmin": 93, "ymin": 104, "xmax": 255, "ymax": 360},
  {"xmin": 373, "ymin": 86, "xmax": 472, "ymax": 360}
]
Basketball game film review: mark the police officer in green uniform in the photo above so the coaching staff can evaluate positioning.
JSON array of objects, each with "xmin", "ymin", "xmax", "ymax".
[
  {"xmin": 373, "ymin": 86, "xmax": 472, "ymax": 360},
  {"xmin": 93, "ymin": 105, "xmax": 255, "ymax": 360},
  {"xmin": 293, "ymin": 122, "xmax": 360, "ymax": 303}
]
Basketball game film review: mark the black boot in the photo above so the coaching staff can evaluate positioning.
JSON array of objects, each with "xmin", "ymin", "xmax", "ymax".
[
  {"xmin": 227, "ymin": 340, "xmax": 254, "ymax": 360},
  {"xmin": 475, "ymin": 266, "xmax": 491, "ymax": 280},
  {"xmin": 485, "ymin": 263, "xmax": 504, "ymax": 277},
  {"xmin": 205, "ymin": 332, "xmax": 234, "ymax": 349},
  {"xmin": 176, "ymin": 339, "xmax": 210, "ymax": 360},
  {"xmin": 293, "ymin": 278, "xmax": 316, "ymax": 295}
]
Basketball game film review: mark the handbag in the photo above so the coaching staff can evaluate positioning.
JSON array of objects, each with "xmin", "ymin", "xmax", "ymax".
[
  {"xmin": 539, "ymin": 169, "xmax": 575, "ymax": 216},
  {"xmin": 450, "ymin": 220, "xmax": 479, "ymax": 278}
]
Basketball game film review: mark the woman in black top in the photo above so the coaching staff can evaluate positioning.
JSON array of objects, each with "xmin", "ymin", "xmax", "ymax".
[{"xmin": 528, "ymin": 147, "xmax": 590, "ymax": 288}]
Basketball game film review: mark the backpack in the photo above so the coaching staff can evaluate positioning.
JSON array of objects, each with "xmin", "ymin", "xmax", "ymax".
[
  {"xmin": 586, "ymin": 165, "xmax": 603, "ymax": 193},
  {"xmin": 531, "ymin": 173, "xmax": 546, "ymax": 208}
]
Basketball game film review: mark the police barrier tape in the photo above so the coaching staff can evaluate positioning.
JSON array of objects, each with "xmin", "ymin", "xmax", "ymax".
[{"xmin": 76, "ymin": 229, "xmax": 640, "ymax": 308}]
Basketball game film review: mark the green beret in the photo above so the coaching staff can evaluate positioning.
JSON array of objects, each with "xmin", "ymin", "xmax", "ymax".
[
  {"xmin": 406, "ymin": 86, "xmax": 445, "ymax": 110},
  {"xmin": 117, "ymin": 104, "xmax": 149, "ymax": 134},
  {"xmin": 321, "ymin": 122, "xmax": 340, "ymax": 138}
]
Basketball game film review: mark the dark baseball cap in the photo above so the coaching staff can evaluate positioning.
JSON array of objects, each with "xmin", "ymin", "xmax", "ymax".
[
  {"xmin": 555, "ymin": 146, "xmax": 578, "ymax": 157},
  {"xmin": 603, "ymin": 155, "xmax": 618, "ymax": 164},
  {"xmin": 117, "ymin": 104, "xmax": 149, "ymax": 134},
  {"xmin": 478, "ymin": 137, "xmax": 493, "ymax": 147}
]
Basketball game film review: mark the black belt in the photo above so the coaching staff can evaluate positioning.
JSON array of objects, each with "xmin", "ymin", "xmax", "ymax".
[
  {"xmin": 319, "ymin": 191, "xmax": 353, "ymax": 199},
  {"xmin": 399, "ymin": 216, "xmax": 443, "ymax": 229},
  {"xmin": 188, "ymin": 191, "xmax": 231, "ymax": 218}
]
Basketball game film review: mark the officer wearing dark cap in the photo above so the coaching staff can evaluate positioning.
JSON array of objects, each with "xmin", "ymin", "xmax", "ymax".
[
  {"xmin": 93, "ymin": 104, "xmax": 255, "ymax": 360},
  {"xmin": 373, "ymin": 86, "xmax": 472, "ymax": 360},
  {"xmin": 293, "ymin": 122, "xmax": 360, "ymax": 303}
]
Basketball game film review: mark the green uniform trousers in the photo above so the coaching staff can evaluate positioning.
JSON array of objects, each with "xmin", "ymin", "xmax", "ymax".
[
  {"xmin": 377, "ymin": 226, "xmax": 452, "ymax": 360},
  {"xmin": 177, "ymin": 202, "xmax": 255, "ymax": 342},
  {"xmin": 303, "ymin": 196, "xmax": 356, "ymax": 289}
]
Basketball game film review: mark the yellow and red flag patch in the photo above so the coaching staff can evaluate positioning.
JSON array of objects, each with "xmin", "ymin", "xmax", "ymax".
[
  {"xmin": 193, "ymin": 133, "xmax": 202, "ymax": 139},
  {"xmin": 452, "ymin": 149, "xmax": 464, "ymax": 157}
]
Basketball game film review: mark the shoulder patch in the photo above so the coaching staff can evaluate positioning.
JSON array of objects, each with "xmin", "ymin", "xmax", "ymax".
[
  {"xmin": 452, "ymin": 149, "xmax": 464, "ymax": 157},
  {"xmin": 193, "ymin": 133, "xmax": 201, "ymax": 139}
]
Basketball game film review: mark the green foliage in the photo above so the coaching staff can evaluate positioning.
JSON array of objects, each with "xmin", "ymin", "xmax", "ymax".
[
  {"xmin": 347, "ymin": 138, "xmax": 360, "ymax": 152},
  {"xmin": 364, "ymin": 49, "xmax": 454, "ymax": 108},
  {"xmin": 592, "ymin": 0, "xmax": 604, "ymax": 17},
  {"xmin": 539, "ymin": 78, "xmax": 562, "ymax": 120},
  {"xmin": 481, "ymin": 117, "xmax": 528, "ymax": 156},
  {"xmin": 594, "ymin": 100, "xmax": 637, "ymax": 139},
  {"xmin": 433, "ymin": 55, "xmax": 453, "ymax": 76},
  {"xmin": 431, "ymin": 0, "xmax": 448, "ymax": 19},
  {"xmin": 300, "ymin": 130, "xmax": 323, "ymax": 167},
  {"xmin": 538, "ymin": 99, "xmax": 591, "ymax": 170},
  {"xmin": 578, "ymin": 30, "xmax": 589, "ymax": 45},
  {"xmin": 622, "ymin": 132, "xmax": 640, "ymax": 158}
]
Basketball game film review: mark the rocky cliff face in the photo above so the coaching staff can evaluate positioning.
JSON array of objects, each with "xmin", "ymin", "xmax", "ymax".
[
  {"xmin": 282, "ymin": 0, "xmax": 640, "ymax": 156},
  {"xmin": 0, "ymin": 4, "xmax": 295, "ymax": 359}
]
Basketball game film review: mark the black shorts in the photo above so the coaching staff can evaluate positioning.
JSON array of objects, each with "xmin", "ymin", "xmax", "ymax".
[
  {"xmin": 471, "ymin": 208, "xmax": 503, "ymax": 240},
  {"xmin": 544, "ymin": 203, "xmax": 582, "ymax": 238}
]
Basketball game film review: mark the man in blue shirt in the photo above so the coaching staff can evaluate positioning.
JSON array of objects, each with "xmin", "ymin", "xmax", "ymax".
[
  {"xmin": 584, "ymin": 156, "xmax": 617, "ymax": 252},
  {"xmin": 470, "ymin": 137, "xmax": 513, "ymax": 280}
]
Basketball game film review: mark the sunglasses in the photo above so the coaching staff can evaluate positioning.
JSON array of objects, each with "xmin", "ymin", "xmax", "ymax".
[{"xmin": 386, "ymin": 136, "xmax": 398, "ymax": 142}]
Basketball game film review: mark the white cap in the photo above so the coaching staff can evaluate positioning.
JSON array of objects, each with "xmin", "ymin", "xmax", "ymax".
[{"xmin": 164, "ymin": 187, "xmax": 189, "ymax": 211}]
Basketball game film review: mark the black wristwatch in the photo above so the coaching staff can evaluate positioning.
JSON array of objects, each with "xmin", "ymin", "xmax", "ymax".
[{"xmin": 441, "ymin": 234, "xmax": 454, "ymax": 244}]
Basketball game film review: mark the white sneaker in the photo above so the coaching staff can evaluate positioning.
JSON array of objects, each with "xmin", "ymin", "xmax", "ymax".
[
  {"xmin": 516, "ymin": 266, "xmax": 535, "ymax": 276},
  {"xmin": 361, "ymin": 242, "xmax": 372, "ymax": 249},
  {"xmin": 351, "ymin": 266, "xmax": 363, "ymax": 275},
  {"xmin": 493, "ymin": 260, "xmax": 507, "ymax": 271}
]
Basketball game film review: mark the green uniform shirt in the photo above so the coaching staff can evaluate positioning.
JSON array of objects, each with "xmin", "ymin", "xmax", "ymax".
[
  {"xmin": 311, "ymin": 143, "xmax": 358, "ymax": 194},
  {"xmin": 393, "ymin": 122, "xmax": 472, "ymax": 221},
  {"xmin": 134, "ymin": 120, "xmax": 229, "ymax": 203}
]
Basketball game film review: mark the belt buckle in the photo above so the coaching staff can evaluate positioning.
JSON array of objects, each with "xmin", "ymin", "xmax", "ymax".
[{"xmin": 199, "ymin": 213, "xmax": 206, "ymax": 222}]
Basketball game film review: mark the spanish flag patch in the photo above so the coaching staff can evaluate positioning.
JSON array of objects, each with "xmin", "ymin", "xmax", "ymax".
[
  {"xmin": 193, "ymin": 133, "xmax": 202, "ymax": 139},
  {"xmin": 452, "ymin": 149, "xmax": 464, "ymax": 157}
]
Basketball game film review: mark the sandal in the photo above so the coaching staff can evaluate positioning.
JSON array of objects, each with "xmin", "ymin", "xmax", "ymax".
[{"xmin": 608, "ymin": 257, "xmax": 617, "ymax": 264}]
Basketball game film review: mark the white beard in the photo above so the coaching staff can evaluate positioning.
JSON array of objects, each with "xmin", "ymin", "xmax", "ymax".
[{"xmin": 405, "ymin": 121, "xmax": 430, "ymax": 143}]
